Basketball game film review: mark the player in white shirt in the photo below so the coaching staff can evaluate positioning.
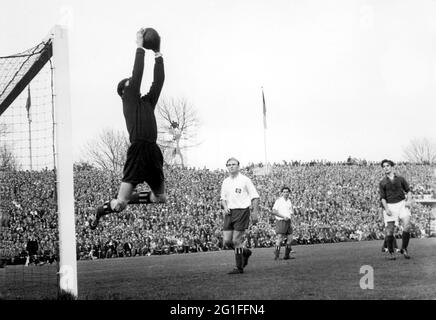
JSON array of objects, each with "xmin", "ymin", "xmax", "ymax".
[
  {"xmin": 272, "ymin": 186, "xmax": 295, "ymax": 260},
  {"xmin": 220, "ymin": 158, "xmax": 260, "ymax": 274}
]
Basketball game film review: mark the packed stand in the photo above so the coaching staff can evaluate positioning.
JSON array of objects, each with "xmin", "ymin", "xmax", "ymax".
[{"xmin": 0, "ymin": 161, "xmax": 434, "ymax": 264}]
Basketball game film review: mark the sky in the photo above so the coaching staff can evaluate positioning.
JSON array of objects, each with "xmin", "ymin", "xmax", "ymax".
[{"xmin": 1, "ymin": 0, "xmax": 436, "ymax": 170}]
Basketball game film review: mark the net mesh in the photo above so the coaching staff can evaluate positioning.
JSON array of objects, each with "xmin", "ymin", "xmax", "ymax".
[{"xmin": 0, "ymin": 40, "xmax": 59, "ymax": 299}]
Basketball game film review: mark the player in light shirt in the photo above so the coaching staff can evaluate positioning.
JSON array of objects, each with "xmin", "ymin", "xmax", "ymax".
[
  {"xmin": 272, "ymin": 186, "xmax": 295, "ymax": 260},
  {"xmin": 220, "ymin": 158, "xmax": 259, "ymax": 274}
]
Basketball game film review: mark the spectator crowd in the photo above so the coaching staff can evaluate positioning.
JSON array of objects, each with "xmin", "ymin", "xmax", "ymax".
[{"xmin": 0, "ymin": 161, "xmax": 434, "ymax": 265}]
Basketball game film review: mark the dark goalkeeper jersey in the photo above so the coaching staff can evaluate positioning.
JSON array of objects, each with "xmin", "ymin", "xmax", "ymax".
[{"xmin": 122, "ymin": 48, "xmax": 165, "ymax": 143}]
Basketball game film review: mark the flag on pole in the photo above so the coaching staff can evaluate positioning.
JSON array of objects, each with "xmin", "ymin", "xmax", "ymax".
[
  {"xmin": 25, "ymin": 86, "xmax": 31, "ymax": 121},
  {"xmin": 262, "ymin": 87, "xmax": 267, "ymax": 129}
]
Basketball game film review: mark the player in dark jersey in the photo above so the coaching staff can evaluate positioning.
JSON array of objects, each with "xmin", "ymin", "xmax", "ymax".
[
  {"xmin": 379, "ymin": 159, "xmax": 413, "ymax": 259},
  {"xmin": 89, "ymin": 28, "xmax": 166, "ymax": 230}
]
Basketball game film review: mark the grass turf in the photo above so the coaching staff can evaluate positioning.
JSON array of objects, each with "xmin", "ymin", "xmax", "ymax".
[{"xmin": 1, "ymin": 238, "xmax": 435, "ymax": 300}]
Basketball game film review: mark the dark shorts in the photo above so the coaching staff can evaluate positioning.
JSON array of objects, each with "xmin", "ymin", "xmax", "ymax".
[
  {"xmin": 122, "ymin": 141, "xmax": 165, "ymax": 194},
  {"xmin": 275, "ymin": 220, "xmax": 292, "ymax": 235},
  {"xmin": 223, "ymin": 208, "xmax": 250, "ymax": 231}
]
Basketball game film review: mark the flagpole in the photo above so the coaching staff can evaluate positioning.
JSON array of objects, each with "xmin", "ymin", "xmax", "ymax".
[
  {"xmin": 264, "ymin": 122, "xmax": 267, "ymax": 169},
  {"xmin": 26, "ymin": 86, "xmax": 32, "ymax": 171},
  {"xmin": 261, "ymin": 87, "xmax": 268, "ymax": 173},
  {"xmin": 28, "ymin": 117, "xmax": 32, "ymax": 170}
]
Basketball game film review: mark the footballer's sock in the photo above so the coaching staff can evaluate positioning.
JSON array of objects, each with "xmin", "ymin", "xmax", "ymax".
[
  {"xmin": 386, "ymin": 235, "xmax": 394, "ymax": 254},
  {"xmin": 242, "ymin": 248, "xmax": 252, "ymax": 267},
  {"xmin": 274, "ymin": 246, "xmax": 280, "ymax": 259},
  {"xmin": 235, "ymin": 248, "xmax": 244, "ymax": 270},
  {"xmin": 128, "ymin": 191, "xmax": 151, "ymax": 204},
  {"xmin": 284, "ymin": 245, "xmax": 292, "ymax": 259},
  {"xmin": 401, "ymin": 232, "xmax": 410, "ymax": 250},
  {"xmin": 383, "ymin": 237, "xmax": 388, "ymax": 249}
]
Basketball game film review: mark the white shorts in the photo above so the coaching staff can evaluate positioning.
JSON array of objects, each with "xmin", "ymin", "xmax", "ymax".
[{"xmin": 383, "ymin": 200, "xmax": 411, "ymax": 226}]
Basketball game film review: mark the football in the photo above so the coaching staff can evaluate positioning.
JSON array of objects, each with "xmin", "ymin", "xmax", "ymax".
[{"xmin": 143, "ymin": 27, "xmax": 160, "ymax": 52}]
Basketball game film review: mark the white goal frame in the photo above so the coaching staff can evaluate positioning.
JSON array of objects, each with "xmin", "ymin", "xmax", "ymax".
[{"xmin": 50, "ymin": 24, "xmax": 78, "ymax": 298}]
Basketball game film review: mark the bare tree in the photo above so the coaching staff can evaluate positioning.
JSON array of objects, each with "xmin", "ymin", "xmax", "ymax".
[
  {"xmin": 403, "ymin": 138, "xmax": 436, "ymax": 165},
  {"xmin": 156, "ymin": 97, "xmax": 200, "ymax": 167},
  {"xmin": 83, "ymin": 128, "xmax": 129, "ymax": 173},
  {"xmin": 0, "ymin": 144, "xmax": 19, "ymax": 170},
  {"xmin": 0, "ymin": 123, "xmax": 19, "ymax": 170},
  {"xmin": 0, "ymin": 123, "xmax": 7, "ymax": 137}
]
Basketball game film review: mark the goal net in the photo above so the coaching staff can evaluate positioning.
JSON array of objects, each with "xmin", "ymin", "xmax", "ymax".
[{"xmin": 0, "ymin": 25, "xmax": 77, "ymax": 299}]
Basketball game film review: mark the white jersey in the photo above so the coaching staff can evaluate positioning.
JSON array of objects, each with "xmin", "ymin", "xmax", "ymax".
[
  {"xmin": 220, "ymin": 173, "xmax": 259, "ymax": 209},
  {"xmin": 272, "ymin": 197, "xmax": 293, "ymax": 220}
]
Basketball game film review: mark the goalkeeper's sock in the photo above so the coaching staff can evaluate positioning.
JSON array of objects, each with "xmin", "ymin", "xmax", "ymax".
[
  {"xmin": 97, "ymin": 201, "xmax": 114, "ymax": 218},
  {"xmin": 128, "ymin": 191, "xmax": 151, "ymax": 204}
]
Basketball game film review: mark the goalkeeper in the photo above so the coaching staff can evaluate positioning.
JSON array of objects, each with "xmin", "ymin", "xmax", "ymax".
[{"xmin": 89, "ymin": 28, "xmax": 165, "ymax": 230}]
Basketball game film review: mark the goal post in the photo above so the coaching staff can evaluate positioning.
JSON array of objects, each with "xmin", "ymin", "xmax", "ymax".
[{"xmin": 51, "ymin": 25, "xmax": 77, "ymax": 298}]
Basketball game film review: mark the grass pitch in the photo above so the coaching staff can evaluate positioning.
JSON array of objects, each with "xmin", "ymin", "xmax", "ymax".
[{"xmin": 2, "ymin": 238, "xmax": 435, "ymax": 300}]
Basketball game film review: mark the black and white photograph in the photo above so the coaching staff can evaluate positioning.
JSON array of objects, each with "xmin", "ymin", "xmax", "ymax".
[{"xmin": 1, "ymin": 0, "xmax": 436, "ymax": 312}]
